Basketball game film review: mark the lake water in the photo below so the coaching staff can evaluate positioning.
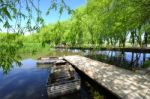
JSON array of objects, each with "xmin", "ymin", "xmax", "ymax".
[
  {"xmin": 0, "ymin": 59, "xmax": 99, "ymax": 99},
  {"xmin": 0, "ymin": 49, "xmax": 102, "ymax": 99},
  {"xmin": 0, "ymin": 48, "xmax": 150, "ymax": 99},
  {"xmin": 85, "ymin": 50, "xmax": 150, "ymax": 70},
  {"xmin": 0, "ymin": 59, "xmax": 49, "ymax": 99},
  {"xmin": 58, "ymin": 48, "xmax": 150, "ymax": 70}
]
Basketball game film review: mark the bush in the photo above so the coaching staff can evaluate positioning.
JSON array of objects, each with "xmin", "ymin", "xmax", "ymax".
[{"xmin": 143, "ymin": 60, "xmax": 150, "ymax": 68}]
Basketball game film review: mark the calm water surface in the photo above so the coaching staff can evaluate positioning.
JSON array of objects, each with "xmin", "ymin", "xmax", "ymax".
[
  {"xmin": 0, "ymin": 49, "xmax": 98, "ymax": 99},
  {"xmin": 0, "ymin": 59, "xmax": 49, "ymax": 99},
  {"xmin": 1, "ymin": 49, "xmax": 150, "ymax": 99},
  {"xmin": 86, "ymin": 51, "xmax": 150, "ymax": 69}
]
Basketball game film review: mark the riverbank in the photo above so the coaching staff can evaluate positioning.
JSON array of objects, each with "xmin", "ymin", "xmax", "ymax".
[{"xmin": 55, "ymin": 46, "xmax": 150, "ymax": 53}]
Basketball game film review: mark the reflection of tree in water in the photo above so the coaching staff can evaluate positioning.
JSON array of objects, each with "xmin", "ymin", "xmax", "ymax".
[
  {"xmin": 86, "ymin": 51, "xmax": 147, "ymax": 70},
  {"xmin": 131, "ymin": 53, "xmax": 141, "ymax": 69}
]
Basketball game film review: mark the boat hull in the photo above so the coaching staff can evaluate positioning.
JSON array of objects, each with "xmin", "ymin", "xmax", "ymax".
[
  {"xmin": 47, "ymin": 62, "xmax": 81, "ymax": 98},
  {"xmin": 47, "ymin": 80, "xmax": 80, "ymax": 98}
]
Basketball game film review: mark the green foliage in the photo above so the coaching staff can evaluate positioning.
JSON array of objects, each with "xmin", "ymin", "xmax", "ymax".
[
  {"xmin": 20, "ymin": 44, "xmax": 51, "ymax": 59},
  {"xmin": 0, "ymin": 33, "xmax": 23, "ymax": 73},
  {"xmin": 0, "ymin": 0, "xmax": 72, "ymax": 33},
  {"xmin": 0, "ymin": 32, "xmax": 51, "ymax": 73},
  {"xmin": 143, "ymin": 60, "xmax": 150, "ymax": 68},
  {"xmin": 0, "ymin": 0, "xmax": 72, "ymax": 73},
  {"xmin": 19, "ymin": 43, "xmax": 42, "ymax": 54},
  {"xmin": 34, "ymin": 0, "xmax": 150, "ymax": 48}
]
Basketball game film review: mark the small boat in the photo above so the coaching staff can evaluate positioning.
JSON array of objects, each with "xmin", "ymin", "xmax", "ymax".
[
  {"xmin": 36, "ymin": 57, "xmax": 66, "ymax": 65},
  {"xmin": 47, "ymin": 63, "xmax": 81, "ymax": 98}
]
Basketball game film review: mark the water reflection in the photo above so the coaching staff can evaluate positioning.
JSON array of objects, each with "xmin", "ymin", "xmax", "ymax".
[
  {"xmin": 86, "ymin": 50, "xmax": 150, "ymax": 70},
  {"xmin": 56, "ymin": 48, "xmax": 150, "ymax": 70},
  {"xmin": 0, "ymin": 59, "xmax": 49, "ymax": 99}
]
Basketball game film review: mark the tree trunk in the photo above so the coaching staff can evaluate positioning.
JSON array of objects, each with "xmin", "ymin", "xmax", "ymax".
[
  {"xmin": 144, "ymin": 32, "xmax": 148, "ymax": 47},
  {"xmin": 131, "ymin": 30, "xmax": 135, "ymax": 47}
]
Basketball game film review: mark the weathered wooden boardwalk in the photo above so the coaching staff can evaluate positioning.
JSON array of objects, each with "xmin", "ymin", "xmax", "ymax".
[{"xmin": 63, "ymin": 55, "xmax": 150, "ymax": 99}]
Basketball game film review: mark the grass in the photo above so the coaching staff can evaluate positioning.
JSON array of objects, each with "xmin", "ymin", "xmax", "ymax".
[
  {"xmin": 19, "ymin": 43, "xmax": 43, "ymax": 53},
  {"xmin": 18, "ymin": 43, "xmax": 52, "ymax": 59}
]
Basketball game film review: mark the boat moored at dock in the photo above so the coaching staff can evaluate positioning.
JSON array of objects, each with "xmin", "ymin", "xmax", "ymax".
[
  {"xmin": 47, "ymin": 63, "xmax": 81, "ymax": 98},
  {"xmin": 36, "ymin": 57, "xmax": 66, "ymax": 65}
]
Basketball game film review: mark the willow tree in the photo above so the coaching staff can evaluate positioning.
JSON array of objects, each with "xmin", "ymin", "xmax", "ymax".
[
  {"xmin": 85, "ymin": 0, "xmax": 150, "ymax": 47},
  {"xmin": 0, "ymin": 0, "xmax": 72, "ymax": 73},
  {"xmin": 127, "ymin": 0, "xmax": 150, "ymax": 47},
  {"xmin": 64, "ymin": 7, "xmax": 86, "ymax": 47}
]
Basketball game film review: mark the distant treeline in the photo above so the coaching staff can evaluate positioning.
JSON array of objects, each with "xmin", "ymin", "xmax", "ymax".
[
  {"xmin": 1, "ymin": 0, "xmax": 150, "ymax": 48},
  {"xmin": 30, "ymin": 0, "xmax": 150, "ymax": 48}
]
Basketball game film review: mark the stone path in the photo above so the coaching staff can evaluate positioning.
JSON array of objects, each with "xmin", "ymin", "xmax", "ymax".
[{"xmin": 63, "ymin": 55, "xmax": 150, "ymax": 99}]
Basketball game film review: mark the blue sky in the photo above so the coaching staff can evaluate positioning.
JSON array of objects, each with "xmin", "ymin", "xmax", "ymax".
[
  {"xmin": 0, "ymin": 0, "xmax": 86, "ymax": 32},
  {"xmin": 41, "ymin": 0, "xmax": 86, "ymax": 24}
]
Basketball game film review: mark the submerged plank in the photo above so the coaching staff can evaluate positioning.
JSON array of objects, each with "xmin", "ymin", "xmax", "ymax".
[{"xmin": 64, "ymin": 55, "xmax": 150, "ymax": 99}]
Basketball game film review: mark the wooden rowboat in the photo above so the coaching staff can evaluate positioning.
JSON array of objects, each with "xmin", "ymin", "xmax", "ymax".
[
  {"xmin": 36, "ymin": 57, "xmax": 66, "ymax": 65},
  {"xmin": 47, "ymin": 63, "xmax": 81, "ymax": 98}
]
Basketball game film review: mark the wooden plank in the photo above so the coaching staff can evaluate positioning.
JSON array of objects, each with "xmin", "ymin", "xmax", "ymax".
[{"xmin": 64, "ymin": 55, "xmax": 150, "ymax": 99}]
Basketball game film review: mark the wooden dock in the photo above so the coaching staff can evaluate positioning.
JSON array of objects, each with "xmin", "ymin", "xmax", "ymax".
[{"xmin": 63, "ymin": 55, "xmax": 150, "ymax": 99}]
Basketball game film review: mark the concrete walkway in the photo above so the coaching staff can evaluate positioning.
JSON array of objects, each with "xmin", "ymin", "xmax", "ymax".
[{"xmin": 63, "ymin": 55, "xmax": 150, "ymax": 99}]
